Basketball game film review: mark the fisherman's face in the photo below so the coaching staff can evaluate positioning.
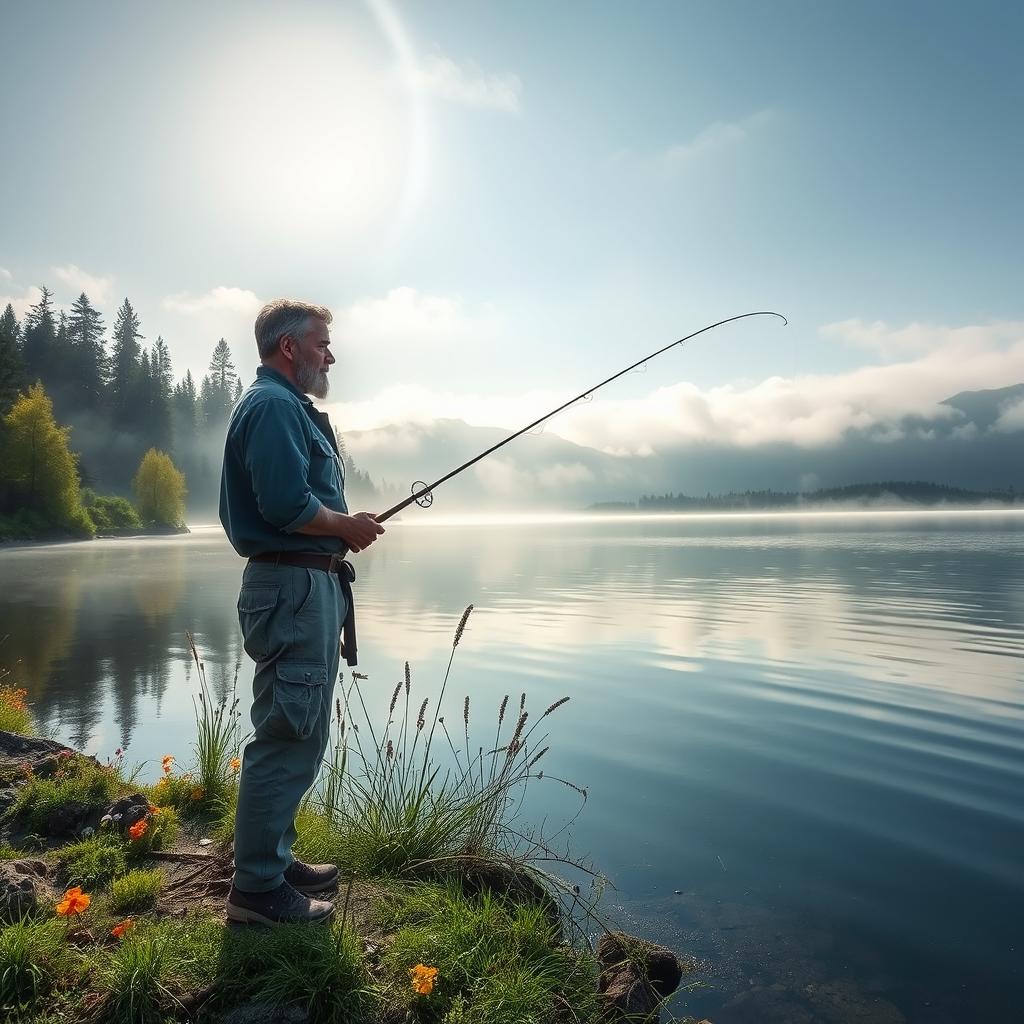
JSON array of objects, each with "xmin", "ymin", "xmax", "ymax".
[{"xmin": 292, "ymin": 318, "xmax": 334, "ymax": 399}]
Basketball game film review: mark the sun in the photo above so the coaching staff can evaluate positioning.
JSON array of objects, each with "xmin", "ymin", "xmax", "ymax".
[{"xmin": 189, "ymin": 7, "xmax": 425, "ymax": 243}]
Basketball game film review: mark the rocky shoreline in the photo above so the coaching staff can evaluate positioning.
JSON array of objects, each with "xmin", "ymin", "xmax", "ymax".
[{"xmin": 0, "ymin": 729, "xmax": 694, "ymax": 1023}]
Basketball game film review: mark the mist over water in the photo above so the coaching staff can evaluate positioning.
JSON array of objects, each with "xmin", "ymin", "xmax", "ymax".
[{"xmin": 2, "ymin": 510, "xmax": 1022, "ymax": 1023}]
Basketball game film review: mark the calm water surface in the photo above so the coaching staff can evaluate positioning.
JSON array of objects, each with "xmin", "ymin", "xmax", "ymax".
[{"xmin": 2, "ymin": 511, "xmax": 1022, "ymax": 1023}]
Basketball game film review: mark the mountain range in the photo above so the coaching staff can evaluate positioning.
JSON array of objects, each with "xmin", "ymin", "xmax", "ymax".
[{"xmin": 344, "ymin": 384, "xmax": 1024, "ymax": 512}]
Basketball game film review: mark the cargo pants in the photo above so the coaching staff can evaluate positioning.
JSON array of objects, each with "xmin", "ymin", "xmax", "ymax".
[{"xmin": 232, "ymin": 561, "xmax": 347, "ymax": 893}]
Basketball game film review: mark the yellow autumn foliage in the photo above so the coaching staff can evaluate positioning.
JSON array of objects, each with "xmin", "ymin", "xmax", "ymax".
[{"xmin": 132, "ymin": 448, "xmax": 187, "ymax": 527}]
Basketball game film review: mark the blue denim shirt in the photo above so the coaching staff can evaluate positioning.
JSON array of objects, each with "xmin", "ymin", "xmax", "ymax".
[{"xmin": 219, "ymin": 366, "xmax": 348, "ymax": 557}]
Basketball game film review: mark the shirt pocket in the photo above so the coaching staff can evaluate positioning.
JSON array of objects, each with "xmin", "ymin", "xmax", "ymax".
[
  {"xmin": 265, "ymin": 661, "xmax": 328, "ymax": 741},
  {"xmin": 309, "ymin": 436, "xmax": 339, "ymax": 496},
  {"xmin": 237, "ymin": 585, "xmax": 281, "ymax": 663}
]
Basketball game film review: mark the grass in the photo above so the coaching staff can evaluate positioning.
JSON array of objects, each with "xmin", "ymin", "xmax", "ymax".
[
  {"xmin": 109, "ymin": 868, "xmax": 163, "ymax": 914},
  {"xmin": 379, "ymin": 878, "xmax": 601, "ymax": 1023},
  {"xmin": 12, "ymin": 751, "xmax": 126, "ymax": 833},
  {"xmin": 0, "ymin": 682, "xmax": 32, "ymax": 735},
  {"xmin": 0, "ymin": 621, "xmax": 648, "ymax": 1024},
  {"xmin": 58, "ymin": 833, "xmax": 128, "ymax": 888},
  {"xmin": 301, "ymin": 605, "xmax": 588, "ymax": 888},
  {"xmin": 216, "ymin": 918, "xmax": 375, "ymax": 1023},
  {"xmin": 0, "ymin": 916, "xmax": 81, "ymax": 1016},
  {"xmin": 186, "ymin": 631, "xmax": 243, "ymax": 809},
  {"xmin": 96, "ymin": 922, "xmax": 185, "ymax": 1024}
]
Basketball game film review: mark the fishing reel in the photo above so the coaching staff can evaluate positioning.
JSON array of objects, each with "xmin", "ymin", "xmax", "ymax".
[{"xmin": 411, "ymin": 481, "xmax": 434, "ymax": 508}]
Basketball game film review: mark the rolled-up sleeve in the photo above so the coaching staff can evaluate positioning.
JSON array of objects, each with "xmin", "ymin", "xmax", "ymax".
[{"xmin": 240, "ymin": 397, "xmax": 322, "ymax": 532}]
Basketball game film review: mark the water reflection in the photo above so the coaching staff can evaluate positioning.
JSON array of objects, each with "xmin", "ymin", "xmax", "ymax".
[
  {"xmin": 1, "ymin": 512, "xmax": 1022, "ymax": 1022},
  {"xmin": 1, "ymin": 534, "xmax": 244, "ymax": 749}
]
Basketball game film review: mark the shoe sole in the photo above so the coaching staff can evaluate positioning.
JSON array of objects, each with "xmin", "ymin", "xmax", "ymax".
[
  {"xmin": 288, "ymin": 875, "xmax": 339, "ymax": 895},
  {"xmin": 226, "ymin": 900, "xmax": 334, "ymax": 926}
]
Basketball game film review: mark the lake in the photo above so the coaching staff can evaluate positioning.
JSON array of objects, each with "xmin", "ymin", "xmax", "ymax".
[{"xmin": 2, "ymin": 510, "xmax": 1022, "ymax": 1023}]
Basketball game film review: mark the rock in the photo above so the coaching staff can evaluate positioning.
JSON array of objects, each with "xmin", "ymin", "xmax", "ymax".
[
  {"xmin": 219, "ymin": 1002, "xmax": 309, "ymax": 1024},
  {"xmin": 103, "ymin": 793, "xmax": 150, "ymax": 829},
  {"xmin": 597, "ymin": 930, "xmax": 685, "ymax": 1023},
  {"xmin": 0, "ymin": 860, "xmax": 49, "ymax": 921},
  {"xmin": 716, "ymin": 986, "xmax": 816, "ymax": 1024},
  {"xmin": 0, "ymin": 730, "xmax": 73, "ymax": 763},
  {"xmin": 10, "ymin": 859, "xmax": 48, "ymax": 878},
  {"xmin": 45, "ymin": 799, "xmax": 92, "ymax": 837},
  {"xmin": 806, "ymin": 979, "xmax": 907, "ymax": 1024}
]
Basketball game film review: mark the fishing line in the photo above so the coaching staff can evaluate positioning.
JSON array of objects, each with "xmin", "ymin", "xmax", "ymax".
[{"xmin": 371, "ymin": 310, "xmax": 787, "ymax": 522}]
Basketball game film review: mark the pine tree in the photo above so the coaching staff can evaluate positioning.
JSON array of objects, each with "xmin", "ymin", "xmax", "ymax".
[
  {"xmin": 67, "ymin": 292, "xmax": 107, "ymax": 412},
  {"xmin": 22, "ymin": 286, "xmax": 57, "ymax": 386},
  {"xmin": 149, "ymin": 337, "xmax": 173, "ymax": 450},
  {"xmin": 108, "ymin": 298, "xmax": 143, "ymax": 425},
  {"xmin": 200, "ymin": 338, "xmax": 238, "ymax": 426},
  {"xmin": 0, "ymin": 303, "xmax": 25, "ymax": 414}
]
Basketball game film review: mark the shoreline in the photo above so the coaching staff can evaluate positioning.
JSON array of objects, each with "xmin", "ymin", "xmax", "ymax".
[
  {"xmin": 0, "ymin": 524, "xmax": 191, "ymax": 551},
  {"xmin": 4, "ymin": 506, "xmax": 1024, "ymax": 547}
]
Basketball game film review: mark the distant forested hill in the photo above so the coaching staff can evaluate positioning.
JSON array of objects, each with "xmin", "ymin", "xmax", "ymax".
[{"xmin": 598, "ymin": 481, "xmax": 1021, "ymax": 512}]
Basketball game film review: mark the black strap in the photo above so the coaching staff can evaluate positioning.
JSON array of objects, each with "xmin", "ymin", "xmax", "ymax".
[{"xmin": 248, "ymin": 552, "xmax": 359, "ymax": 667}]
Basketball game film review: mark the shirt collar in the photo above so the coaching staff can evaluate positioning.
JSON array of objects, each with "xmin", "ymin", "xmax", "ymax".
[{"xmin": 256, "ymin": 365, "xmax": 312, "ymax": 405}]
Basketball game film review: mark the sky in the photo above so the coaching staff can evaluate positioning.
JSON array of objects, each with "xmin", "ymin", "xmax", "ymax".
[{"xmin": 2, "ymin": 0, "xmax": 1023, "ymax": 458}]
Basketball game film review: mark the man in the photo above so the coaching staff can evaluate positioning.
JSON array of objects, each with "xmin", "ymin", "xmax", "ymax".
[{"xmin": 219, "ymin": 298, "xmax": 384, "ymax": 925}]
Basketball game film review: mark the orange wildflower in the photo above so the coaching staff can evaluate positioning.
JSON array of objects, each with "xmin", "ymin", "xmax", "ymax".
[
  {"xmin": 409, "ymin": 963, "xmax": 438, "ymax": 995},
  {"xmin": 230, "ymin": 757, "xmax": 241, "ymax": 772},
  {"xmin": 148, "ymin": 803, "xmax": 160, "ymax": 814},
  {"xmin": 190, "ymin": 786, "xmax": 205, "ymax": 801},
  {"xmin": 55, "ymin": 886, "xmax": 90, "ymax": 916},
  {"xmin": 128, "ymin": 819, "xmax": 148, "ymax": 841},
  {"xmin": 111, "ymin": 918, "xmax": 135, "ymax": 939},
  {"xmin": 0, "ymin": 686, "xmax": 28, "ymax": 711},
  {"xmin": 161, "ymin": 754, "xmax": 175, "ymax": 774}
]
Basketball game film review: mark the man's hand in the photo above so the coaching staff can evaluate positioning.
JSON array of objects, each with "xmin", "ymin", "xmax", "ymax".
[
  {"xmin": 295, "ymin": 506, "xmax": 386, "ymax": 551},
  {"xmin": 340, "ymin": 511, "xmax": 385, "ymax": 552}
]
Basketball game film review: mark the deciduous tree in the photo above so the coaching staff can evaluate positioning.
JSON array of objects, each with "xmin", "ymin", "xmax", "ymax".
[
  {"xmin": 132, "ymin": 448, "xmax": 187, "ymax": 527},
  {"xmin": 0, "ymin": 383, "xmax": 92, "ymax": 533}
]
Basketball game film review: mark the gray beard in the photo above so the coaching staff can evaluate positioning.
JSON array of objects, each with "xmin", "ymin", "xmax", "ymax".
[{"xmin": 295, "ymin": 357, "xmax": 330, "ymax": 399}]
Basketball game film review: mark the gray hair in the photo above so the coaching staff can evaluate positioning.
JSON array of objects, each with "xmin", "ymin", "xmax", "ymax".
[{"xmin": 254, "ymin": 299, "xmax": 333, "ymax": 359}]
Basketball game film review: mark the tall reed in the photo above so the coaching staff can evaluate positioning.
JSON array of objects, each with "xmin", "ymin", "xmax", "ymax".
[
  {"xmin": 305, "ymin": 605, "xmax": 588, "ymax": 882},
  {"xmin": 185, "ymin": 632, "xmax": 242, "ymax": 808}
]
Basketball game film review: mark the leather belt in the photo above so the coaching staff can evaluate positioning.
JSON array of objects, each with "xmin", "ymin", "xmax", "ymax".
[{"xmin": 248, "ymin": 551, "xmax": 359, "ymax": 667}]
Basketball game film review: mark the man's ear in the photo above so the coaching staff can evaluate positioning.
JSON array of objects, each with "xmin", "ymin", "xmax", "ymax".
[{"xmin": 279, "ymin": 334, "xmax": 297, "ymax": 362}]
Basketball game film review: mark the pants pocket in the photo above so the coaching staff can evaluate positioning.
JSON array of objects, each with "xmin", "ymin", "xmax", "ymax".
[
  {"xmin": 263, "ymin": 661, "xmax": 328, "ymax": 741},
  {"xmin": 237, "ymin": 584, "xmax": 281, "ymax": 663}
]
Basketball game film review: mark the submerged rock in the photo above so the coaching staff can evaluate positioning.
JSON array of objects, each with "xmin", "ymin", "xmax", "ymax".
[{"xmin": 597, "ymin": 930, "xmax": 685, "ymax": 1022}]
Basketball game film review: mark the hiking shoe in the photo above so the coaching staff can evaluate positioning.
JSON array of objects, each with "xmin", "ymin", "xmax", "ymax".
[
  {"xmin": 284, "ymin": 859, "xmax": 340, "ymax": 894},
  {"xmin": 226, "ymin": 881, "xmax": 334, "ymax": 926}
]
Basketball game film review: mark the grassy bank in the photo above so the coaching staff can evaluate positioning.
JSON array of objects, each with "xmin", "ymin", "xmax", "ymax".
[{"xmin": 0, "ymin": 614, "xmax": 691, "ymax": 1023}]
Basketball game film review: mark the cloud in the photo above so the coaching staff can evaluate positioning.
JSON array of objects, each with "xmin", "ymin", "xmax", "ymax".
[
  {"xmin": 0, "ymin": 268, "xmax": 11, "ymax": 283},
  {"xmin": 336, "ymin": 286, "xmax": 500, "ymax": 351},
  {"xmin": 819, "ymin": 318, "xmax": 998, "ymax": 360},
  {"xmin": 161, "ymin": 286, "xmax": 263, "ymax": 317},
  {"xmin": 51, "ymin": 264, "xmax": 114, "ymax": 306},
  {"xmin": 663, "ymin": 109, "xmax": 775, "ymax": 166},
  {"xmin": 0, "ymin": 284, "xmax": 43, "ymax": 320},
  {"xmin": 329, "ymin": 382, "xmax": 561, "ymax": 433},
  {"xmin": 412, "ymin": 53, "xmax": 522, "ymax": 113},
  {"xmin": 993, "ymin": 398, "xmax": 1024, "ymax": 433},
  {"xmin": 612, "ymin": 109, "xmax": 776, "ymax": 175},
  {"xmin": 160, "ymin": 286, "xmax": 265, "ymax": 381},
  {"xmin": 332, "ymin": 318, "xmax": 1024, "ymax": 454}
]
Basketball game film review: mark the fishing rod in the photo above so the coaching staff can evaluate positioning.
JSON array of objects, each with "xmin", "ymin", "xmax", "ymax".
[{"xmin": 373, "ymin": 310, "xmax": 787, "ymax": 523}]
